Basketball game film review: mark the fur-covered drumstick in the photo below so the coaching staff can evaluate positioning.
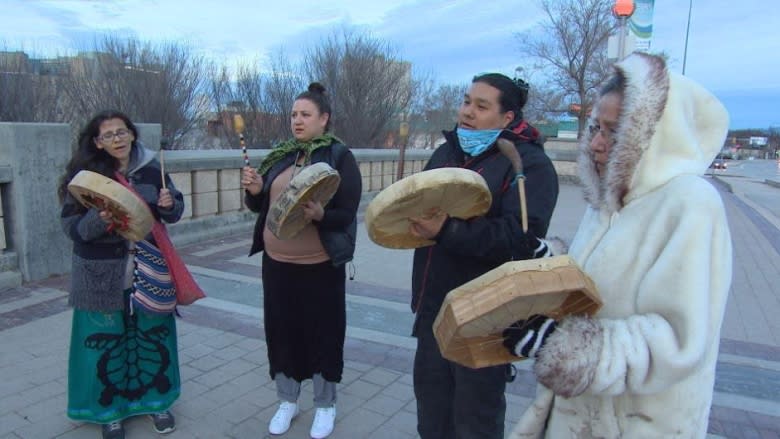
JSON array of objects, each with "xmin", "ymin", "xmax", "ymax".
[
  {"xmin": 233, "ymin": 114, "xmax": 248, "ymax": 166},
  {"xmin": 497, "ymin": 137, "xmax": 528, "ymax": 233}
]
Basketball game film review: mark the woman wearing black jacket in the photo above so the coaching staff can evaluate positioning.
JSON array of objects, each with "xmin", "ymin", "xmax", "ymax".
[
  {"xmin": 408, "ymin": 74, "xmax": 559, "ymax": 439},
  {"xmin": 241, "ymin": 83, "xmax": 361, "ymax": 439}
]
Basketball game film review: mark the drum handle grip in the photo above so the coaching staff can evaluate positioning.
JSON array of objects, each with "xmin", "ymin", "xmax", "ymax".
[
  {"xmin": 518, "ymin": 178, "xmax": 528, "ymax": 233},
  {"xmin": 497, "ymin": 139, "xmax": 528, "ymax": 233}
]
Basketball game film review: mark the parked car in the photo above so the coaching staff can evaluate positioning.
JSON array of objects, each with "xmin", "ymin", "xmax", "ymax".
[{"xmin": 710, "ymin": 158, "xmax": 728, "ymax": 170}]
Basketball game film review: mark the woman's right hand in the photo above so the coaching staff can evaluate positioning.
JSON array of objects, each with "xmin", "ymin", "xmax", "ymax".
[
  {"xmin": 98, "ymin": 209, "xmax": 114, "ymax": 224},
  {"xmin": 242, "ymin": 166, "xmax": 263, "ymax": 195}
]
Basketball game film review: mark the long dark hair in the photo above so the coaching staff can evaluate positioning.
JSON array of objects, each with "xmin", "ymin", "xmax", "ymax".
[
  {"xmin": 295, "ymin": 82, "xmax": 332, "ymax": 132},
  {"xmin": 472, "ymin": 73, "xmax": 530, "ymax": 125},
  {"xmin": 57, "ymin": 110, "xmax": 139, "ymax": 202}
]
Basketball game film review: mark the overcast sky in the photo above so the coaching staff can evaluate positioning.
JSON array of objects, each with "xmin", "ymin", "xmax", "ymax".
[{"xmin": 2, "ymin": 0, "xmax": 777, "ymax": 129}]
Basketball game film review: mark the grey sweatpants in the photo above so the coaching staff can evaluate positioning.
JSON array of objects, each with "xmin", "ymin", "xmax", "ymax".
[{"xmin": 276, "ymin": 373, "xmax": 337, "ymax": 408}]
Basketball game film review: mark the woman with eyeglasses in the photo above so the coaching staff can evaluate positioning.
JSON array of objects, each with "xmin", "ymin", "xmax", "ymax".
[
  {"xmin": 58, "ymin": 111, "xmax": 184, "ymax": 439},
  {"xmin": 505, "ymin": 52, "xmax": 733, "ymax": 438}
]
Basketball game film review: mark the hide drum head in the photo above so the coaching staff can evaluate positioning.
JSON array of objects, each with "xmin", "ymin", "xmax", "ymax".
[
  {"xmin": 67, "ymin": 170, "xmax": 154, "ymax": 242},
  {"xmin": 267, "ymin": 162, "xmax": 341, "ymax": 240},
  {"xmin": 364, "ymin": 168, "xmax": 492, "ymax": 249}
]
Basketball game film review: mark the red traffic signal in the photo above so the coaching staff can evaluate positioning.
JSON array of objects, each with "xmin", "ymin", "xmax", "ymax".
[{"xmin": 613, "ymin": 0, "xmax": 635, "ymax": 17}]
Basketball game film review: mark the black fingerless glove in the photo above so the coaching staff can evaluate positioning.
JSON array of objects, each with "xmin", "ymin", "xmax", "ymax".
[
  {"xmin": 502, "ymin": 314, "xmax": 557, "ymax": 358},
  {"xmin": 529, "ymin": 236, "xmax": 555, "ymax": 258}
]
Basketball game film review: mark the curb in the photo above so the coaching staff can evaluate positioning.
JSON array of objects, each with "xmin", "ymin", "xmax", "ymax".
[
  {"xmin": 713, "ymin": 175, "xmax": 780, "ymax": 238},
  {"xmin": 710, "ymin": 175, "xmax": 733, "ymax": 193},
  {"xmin": 766, "ymin": 179, "xmax": 780, "ymax": 189},
  {"xmin": 0, "ymin": 270, "xmax": 22, "ymax": 291}
]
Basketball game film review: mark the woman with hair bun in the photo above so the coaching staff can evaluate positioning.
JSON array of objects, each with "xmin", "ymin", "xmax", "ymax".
[{"xmin": 242, "ymin": 82, "xmax": 362, "ymax": 439}]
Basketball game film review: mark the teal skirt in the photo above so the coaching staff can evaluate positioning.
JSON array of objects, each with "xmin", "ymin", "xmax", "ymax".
[{"xmin": 67, "ymin": 300, "xmax": 180, "ymax": 423}]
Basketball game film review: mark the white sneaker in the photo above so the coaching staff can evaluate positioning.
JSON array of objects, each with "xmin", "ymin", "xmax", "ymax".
[
  {"xmin": 268, "ymin": 401, "xmax": 299, "ymax": 435},
  {"xmin": 310, "ymin": 406, "xmax": 336, "ymax": 439}
]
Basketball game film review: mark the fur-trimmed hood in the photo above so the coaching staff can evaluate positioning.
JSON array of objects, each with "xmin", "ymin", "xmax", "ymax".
[{"xmin": 578, "ymin": 52, "xmax": 729, "ymax": 213}]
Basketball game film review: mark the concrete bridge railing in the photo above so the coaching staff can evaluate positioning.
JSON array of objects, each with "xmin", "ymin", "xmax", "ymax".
[{"xmin": 0, "ymin": 122, "xmax": 579, "ymax": 289}]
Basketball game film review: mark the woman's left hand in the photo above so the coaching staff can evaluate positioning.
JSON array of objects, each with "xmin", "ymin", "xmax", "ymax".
[
  {"xmin": 303, "ymin": 200, "xmax": 324, "ymax": 222},
  {"xmin": 158, "ymin": 188, "xmax": 173, "ymax": 209}
]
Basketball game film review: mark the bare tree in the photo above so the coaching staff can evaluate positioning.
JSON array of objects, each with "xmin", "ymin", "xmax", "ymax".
[
  {"xmin": 205, "ymin": 63, "xmax": 235, "ymax": 148},
  {"xmin": 208, "ymin": 63, "xmax": 269, "ymax": 148},
  {"xmin": 61, "ymin": 36, "xmax": 210, "ymax": 148},
  {"xmin": 207, "ymin": 52, "xmax": 302, "ymax": 149},
  {"xmin": 405, "ymin": 72, "xmax": 435, "ymax": 147},
  {"xmin": 0, "ymin": 50, "xmax": 67, "ymax": 122},
  {"xmin": 264, "ymin": 51, "xmax": 304, "ymax": 145},
  {"xmin": 517, "ymin": 0, "xmax": 616, "ymax": 136},
  {"xmin": 409, "ymin": 83, "xmax": 467, "ymax": 149},
  {"xmin": 523, "ymin": 75, "xmax": 566, "ymax": 124},
  {"xmin": 302, "ymin": 29, "xmax": 414, "ymax": 147}
]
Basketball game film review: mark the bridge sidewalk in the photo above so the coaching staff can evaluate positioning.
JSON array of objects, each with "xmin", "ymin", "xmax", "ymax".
[{"xmin": 1, "ymin": 182, "xmax": 778, "ymax": 438}]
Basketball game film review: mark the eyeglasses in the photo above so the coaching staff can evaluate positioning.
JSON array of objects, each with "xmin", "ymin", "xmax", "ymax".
[
  {"xmin": 96, "ymin": 129, "xmax": 131, "ymax": 143},
  {"xmin": 588, "ymin": 124, "xmax": 617, "ymax": 144}
]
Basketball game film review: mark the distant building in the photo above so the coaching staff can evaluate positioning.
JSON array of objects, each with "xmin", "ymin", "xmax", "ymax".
[
  {"xmin": 0, "ymin": 51, "xmax": 31, "ymax": 73},
  {"xmin": 749, "ymin": 136, "xmax": 768, "ymax": 147}
]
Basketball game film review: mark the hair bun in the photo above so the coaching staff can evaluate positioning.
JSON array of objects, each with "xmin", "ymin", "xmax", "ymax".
[
  {"xmin": 308, "ymin": 82, "xmax": 326, "ymax": 95},
  {"xmin": 512, "ymin": 77, "xmax": 530, "ymax": 92}
]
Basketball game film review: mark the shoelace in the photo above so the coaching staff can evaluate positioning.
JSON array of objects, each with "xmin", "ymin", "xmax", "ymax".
[
  {"xmin": 275, "ymin": 404, "xmax": 296, "ymax": 417},
  {"xmin": 106, "ymin": 421, "xmax": 122, "ymax": 431},
  {"xmin": 313, "ymin": 408, "xmax": 335, "ymax": 426},
  {"xmin": 154, "ymin": 412, "xmax": 171, "ymax": 420}
]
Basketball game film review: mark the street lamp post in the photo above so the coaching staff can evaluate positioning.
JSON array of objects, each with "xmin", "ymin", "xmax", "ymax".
[
  {"xmin": 682, "ymin": 0, "xmax": 693, "ymax": 75},
  {"xmin": 613, "ymin": 0, "xmax": 636, "ymax": 60}
]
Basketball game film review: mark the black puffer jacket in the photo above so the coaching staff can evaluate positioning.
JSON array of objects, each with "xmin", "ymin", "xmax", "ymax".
[
  {"xmin": 411, "ymin": 125, "xmax": 558, "ymax": 333},
  {"xmin": 246, "ymin": 142, "xmax": 362, "ymax": 267}
]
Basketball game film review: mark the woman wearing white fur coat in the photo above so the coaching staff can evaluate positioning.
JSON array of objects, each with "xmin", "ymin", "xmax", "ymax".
[{"xmin": 504, "ymin": 52, "xmax": 733, "ymax": 438}]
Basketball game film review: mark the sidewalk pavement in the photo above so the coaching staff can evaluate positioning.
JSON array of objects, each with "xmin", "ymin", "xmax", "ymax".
[{"xmin": 1, "ymin": 181, "xmax": 779, "ymax": 439}]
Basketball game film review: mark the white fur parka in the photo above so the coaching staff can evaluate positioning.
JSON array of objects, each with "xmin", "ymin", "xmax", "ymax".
[{"xmin": 511, "ymin": 53, "xmax": 733, "ymax": 438}]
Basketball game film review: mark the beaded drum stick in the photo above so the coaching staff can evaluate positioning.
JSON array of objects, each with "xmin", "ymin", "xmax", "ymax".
[{"xmin": 233, "ymin": 114, "xmax": 248, "ymax": 166}]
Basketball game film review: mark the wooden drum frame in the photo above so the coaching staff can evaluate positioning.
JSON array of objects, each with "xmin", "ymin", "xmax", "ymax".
[{"xmin": 433, "ymin": 255, "xmax": 602, "ymax": 369}]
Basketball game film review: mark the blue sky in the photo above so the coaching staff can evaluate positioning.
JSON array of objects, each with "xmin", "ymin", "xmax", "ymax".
[{"xmin": 1, "ymin": 0, "xmax": 777, "ymax": 129}]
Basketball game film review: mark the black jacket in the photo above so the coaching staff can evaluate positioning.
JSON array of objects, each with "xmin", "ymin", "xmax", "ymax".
[
  {"xmin": 411, "ymin": 127, "xmax": 559, "ymax": 333},
  {"xmin": 246, "ymin": 142, "xmax": 362, "ymax": 267}
]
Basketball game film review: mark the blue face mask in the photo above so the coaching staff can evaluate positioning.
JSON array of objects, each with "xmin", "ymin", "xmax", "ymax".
[{"xmin": 456, "ymin": 127, "xmax": 502, "ymax": 156}]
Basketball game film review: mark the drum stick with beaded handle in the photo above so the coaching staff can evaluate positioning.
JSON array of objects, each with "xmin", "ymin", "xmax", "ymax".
[
  {"xmin": 233, "ymin": 114, "xmax": 249, "ymax": 166},
  {"xmin": 497, "ymin": 138, "xmax": 528, "ymax": 233}
]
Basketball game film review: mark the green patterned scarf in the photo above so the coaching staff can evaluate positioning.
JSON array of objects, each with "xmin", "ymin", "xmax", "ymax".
[{"xmin": 257, "ymin": 133, "xmax": 342, "ymax": 176}]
